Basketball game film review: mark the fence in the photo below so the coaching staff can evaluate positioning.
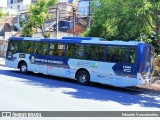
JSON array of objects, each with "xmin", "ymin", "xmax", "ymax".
[{"xmin": 0, "ymin": 40, "xmax": 8, "ymax": 58}]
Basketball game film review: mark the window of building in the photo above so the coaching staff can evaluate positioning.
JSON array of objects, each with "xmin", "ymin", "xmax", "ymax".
[
  {"xmin": 17, "ymin": 5, "xmax": 20, "ymax": 10},
  {"xmin": 13, "ymin": 0, "xmax": 17, "ymax": 3},
  {"xmin": 17, "ymin": 0, "xmax": 23, "ymax": 3},
  {"xmin": 106, "ymin": 46, "xmax": 127, "ymax": 63},
  {"xmin": 10, "ymin": 0, "xmax": 13, "ymax": 4}
]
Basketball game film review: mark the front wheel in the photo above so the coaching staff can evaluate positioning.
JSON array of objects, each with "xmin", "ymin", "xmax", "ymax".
[
  {"xmin": 20, "ymin": 62, "xmax": 28, "ymax": 74},
  {"xmin": 76, "ymin": 70, "xmax": 90, "ymax": 85}
]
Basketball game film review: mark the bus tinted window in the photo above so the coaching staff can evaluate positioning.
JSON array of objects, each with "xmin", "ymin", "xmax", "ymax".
[
  {"xmin": 107, "ymin": 46, "xmax": 127, "ymax": 63},
  {"xmin": 34, "ymin": 42, "xmax": 48, "ymax": 55},
  {"xmin": 86, "ymin": 45, "xmax": 105, "ymax": 61},
  {"xmin": 58, "ymin": 44, "xmax": 65, "ymax": 56},
  {"xmin": 66, "ymin": 44, "xmax": 84, "ymax": 58},
  {"xmin": 129, "ymin": 47, "xmax": 136, "ymax": 64},
  {"xmin": 23, "ymin": 41, "xmax": 33, "ymax": 54},
  {"xmin": 49, "ymin": 43, "xmax": 65, "ymax": 56},
  {"xmin": 8, "ymin": 40, "xmax": 22, "ymax": 54},
  {"xmin": 49, "ymin": 43, "xmax": 58, "ymax": 56}
]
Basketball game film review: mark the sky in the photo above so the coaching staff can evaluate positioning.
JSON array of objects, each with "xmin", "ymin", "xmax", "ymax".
[{"xmin": 0, "ymin": 0, "xmax": 7, "ymax": 7}]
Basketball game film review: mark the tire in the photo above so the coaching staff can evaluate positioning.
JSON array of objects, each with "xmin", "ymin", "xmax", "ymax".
[
  {"xmin": 76, "ymin": 70, "xmax": 90, "ymax": 85},
  {"xmin": 20, "ymin": 62, "xmax": 28, "ymax": 74}
]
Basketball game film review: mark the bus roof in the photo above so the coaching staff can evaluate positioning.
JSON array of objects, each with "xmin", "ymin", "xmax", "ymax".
[{"xmin": 8, "ymin": 37, "xmax": 144, "ymax": 46}]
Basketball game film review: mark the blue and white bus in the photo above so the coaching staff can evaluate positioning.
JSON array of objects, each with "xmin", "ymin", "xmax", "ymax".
[{"xmin": 5, "ymin": 37, "xmax": 154, "ymax": 87}]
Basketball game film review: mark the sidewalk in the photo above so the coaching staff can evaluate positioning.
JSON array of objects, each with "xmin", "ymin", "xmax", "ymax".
[{"xmin": 0, "ymin": 57, "xmax": 5, "ymax": 66}]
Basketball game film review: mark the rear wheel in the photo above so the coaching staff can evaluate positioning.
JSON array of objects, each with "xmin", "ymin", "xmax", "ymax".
[
  {"xmin": 76, "ymin": 70, "xmax": 90, "ymax": 85},
  {"xmin": 20, "ymin": 62, "xmax": 28, "ymax": 74}
]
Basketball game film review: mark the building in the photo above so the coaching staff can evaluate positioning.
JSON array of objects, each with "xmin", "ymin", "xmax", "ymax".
[
  {"xmin": 78, "ymin": 0, "xmax": 89, "ymax": 17},
  {"xmin": 5, "ymin": 0, "xmax": 83, "ymax": 38},
  {"xmin": 0, "ymin": 7, "xmax": 18, "ymax": 39},
  {"xmin": 7, "ymin": 0, "xmax": 33, "ymax": 11},
  {"xmin": 77, "ymin": 0, "xmax": 92, "ymax": 29},
  {"xmin": 0, "ymin": 0, "xmax": 7, "ymax": 7}
]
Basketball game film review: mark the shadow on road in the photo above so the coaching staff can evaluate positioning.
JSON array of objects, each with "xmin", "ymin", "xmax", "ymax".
[{"xmin": 0, "ymin": 69, "xmax": 160, "ymax": 108}]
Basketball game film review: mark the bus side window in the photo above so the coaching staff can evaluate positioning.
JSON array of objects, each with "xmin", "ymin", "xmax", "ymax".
[
  {"xmin": 58, "ymin": 44, "xmax": 65, "ymax": 56},
  {"xmin": 22, "ymin": 41, "xmax": 32, "ymax": 54},
  {"xmin": 86, "ymin": 45, "xmax": 105, "ymax": 61},
  {"xmin": 66, "ymin": 44, "xmax": 84, "ymax": 59},
  {"xmin": 42, "ymin": 42, "xmax": 48, "ymax": 55},
  {"xmin": 49, "ymin": 43, "xmax": 61, "ymax": 56},
  {"xmin": 106, "ymin": 46, "xmax": 127, "ymax": 63},
  {"xmin": 34, "ymin": 42, "xmax": 40, "ymax": 54},
  {"xmin": 76, "ymin": 45, "xmax": 84, "ymax": 58},
  {"xmin": 66, "ymin": 44, "xmax": 77, "ymax": 58},
  {"xmin": 129, "ymin": 47, "xmax": 136, "ymax": 64},
  {"xmin": 49, "ymin": 43, "xmax": 55, "ymax": 55},
  {"xmin": 8, "ymin": 40, "xmax": 22, "ymax": 54}
]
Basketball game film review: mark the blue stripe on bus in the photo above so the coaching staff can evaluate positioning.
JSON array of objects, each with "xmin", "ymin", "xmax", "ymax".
[{"xmin": 29, "ymin": 54, "xmax": 70, "ymax": 68}]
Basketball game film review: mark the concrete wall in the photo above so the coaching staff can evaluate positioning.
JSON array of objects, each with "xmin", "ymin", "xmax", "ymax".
[
  {"xmin": 5, "ymin": 32, "xmax": 18, "ymax": 40},
  {"xmin": 0, "ymin": 40, "xmax": 8, "ymax": 58}
]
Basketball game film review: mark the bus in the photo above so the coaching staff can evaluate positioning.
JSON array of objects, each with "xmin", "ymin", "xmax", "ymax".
[{"xmin": 5, "ymin": 37, "xmax": 154, "ymax": 87}]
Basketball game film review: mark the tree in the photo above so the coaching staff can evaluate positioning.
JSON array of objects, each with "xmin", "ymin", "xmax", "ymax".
[
  {"xmin": 139, "ymin": 0, "xmax": 160, "ymax": 53},
  {"xmin": 21, "ymin": 14, "xmax": 34, "ymax": 37},
  {"xmin": 0, "ymin": 10, "xmax": 2, "ymax": 18},
  {"xmin": 0, "ymin": 10, "xmax": 9, "ymax": 39},
  {"xmin": 83, "ymin": 0, "xmax": 160, "ymax": 53},
  {"xmin": 29, "ymin": 0, "xmax": 56, "ymax": 37},
  {"xmin": 20, "ymin": 0, "xmax": 56, "ymax": 37}
]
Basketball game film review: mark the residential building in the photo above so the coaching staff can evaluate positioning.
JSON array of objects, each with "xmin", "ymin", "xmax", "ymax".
[
  {"xmin": 0, "ymin": 7, "xmax": 18, "ymax": 39},
  {"xmin": 78, "ymin": 0, "xmax": 89, "ymax": 17},
  {"xmin": 7, "ymin": 0, "xmax": 33, "ymax": 11},
  {"xmin": 5, "ymin": 0, "xmax": 82, "ymax": 38}
]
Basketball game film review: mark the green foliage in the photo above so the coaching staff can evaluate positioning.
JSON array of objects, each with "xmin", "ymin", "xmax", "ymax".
[
  {"xmin": 20, "ymin": 0, "xmax": 55, "ymax": 37},
  {"xmin": 20, "ymin": 14, "xmax": 34, "ymax": 37},
  {"xmin": 21, "ymin": 23, "xmax": 34, "ymax": 37},
  {"xmin": 44, "ymin": 32, "xmax": 50, "ymax": 38},
  {"xmin": 0, "ymin": 10, "xmax": 9, "ymax": 18},
  {"xmin": 0, "ymin": 10, "xmax": 3, "ymax": 18},
  {"xmin": 153, "ymin": 55, "xmax": 160, "ymax": 76},
  {"xmin": 29, "ymin": 0, "xmax": 55, "ymax": 37},
  {"xmin": 83, "ymin": 0, "xmax": 160, "ymax": 54}
]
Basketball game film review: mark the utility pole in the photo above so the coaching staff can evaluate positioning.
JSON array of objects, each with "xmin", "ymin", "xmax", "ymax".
[
  {"xmin": 73, "ymin": 7, "xmax": 76, "ymax": 36},
  {"xmin": 56, "ymin": 8, "xmax": 59, "ymax": 38}
]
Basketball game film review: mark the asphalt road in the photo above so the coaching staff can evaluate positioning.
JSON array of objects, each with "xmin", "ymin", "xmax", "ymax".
[{"xmin": 0, "ymin": 66, "xmax": 160, "ymax": 111}]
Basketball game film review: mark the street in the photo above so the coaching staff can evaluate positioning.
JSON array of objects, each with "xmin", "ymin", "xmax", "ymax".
[{"xmin": 0, "ymin": 66, "xmax": 160, "ymax": 111}]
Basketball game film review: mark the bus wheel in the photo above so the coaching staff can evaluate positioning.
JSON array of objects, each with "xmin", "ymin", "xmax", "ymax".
[
  {"xmin": 76, "ymin": 70, "xmax": 90, "ymax": 85},
  {"xmin": 20, "ymin": 62, "xmax": 28, "ymax": 74}
]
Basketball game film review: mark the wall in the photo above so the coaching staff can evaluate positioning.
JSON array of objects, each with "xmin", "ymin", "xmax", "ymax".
[{"xmin": 0, "ymin": 40, "xmax": 8, "ymax": 58}]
